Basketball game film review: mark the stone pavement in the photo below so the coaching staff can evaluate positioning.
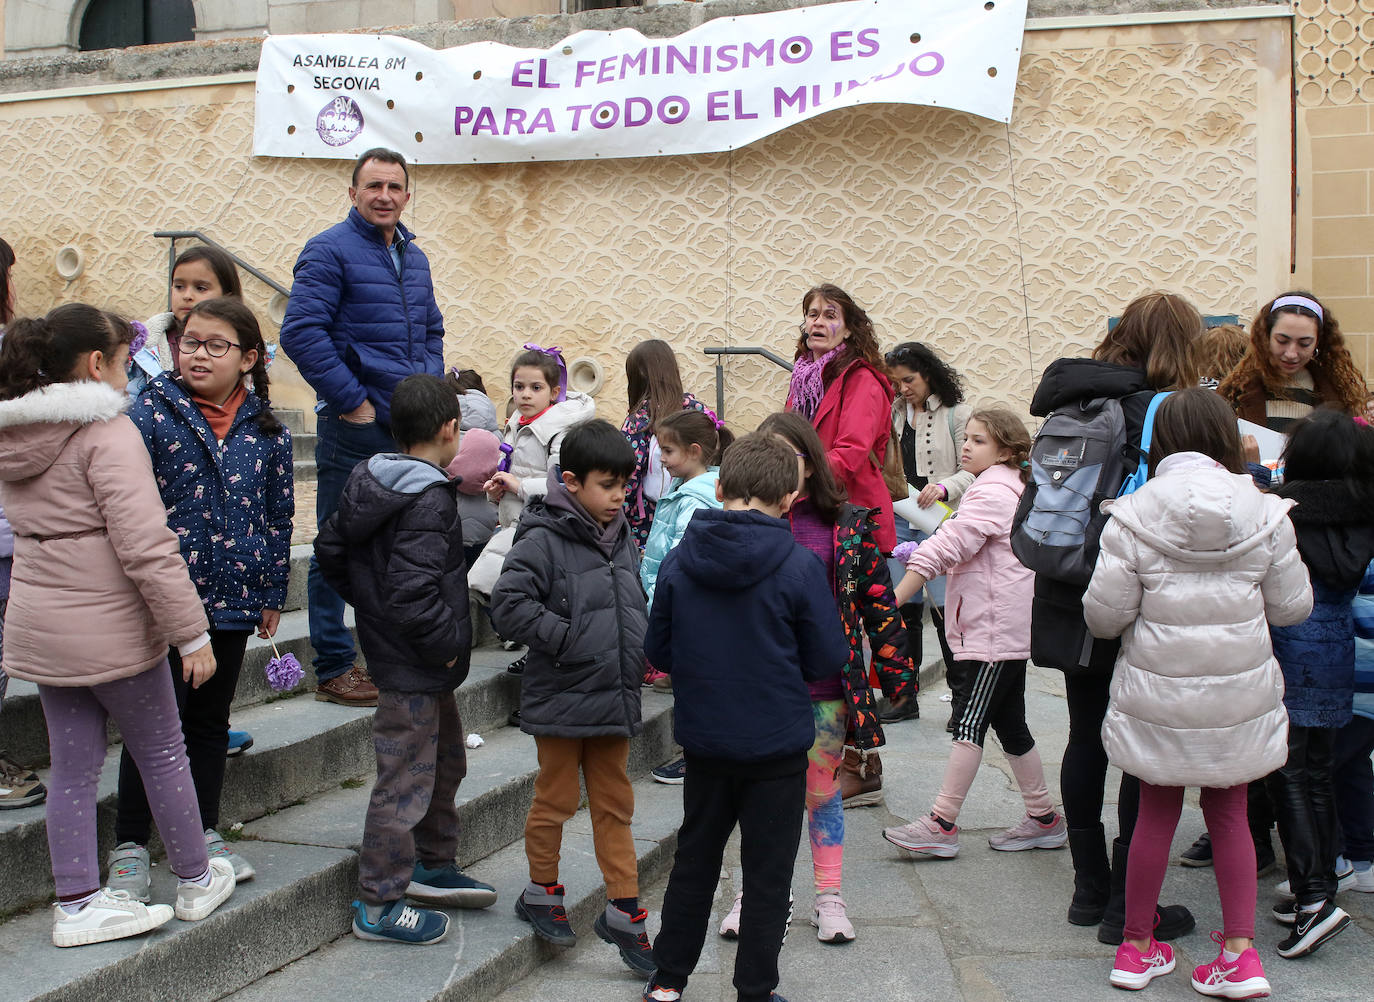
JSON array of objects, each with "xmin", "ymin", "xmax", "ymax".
[{"xmin": 490, "ymin": 665, "xmax": 1374, "ymax": 1002}]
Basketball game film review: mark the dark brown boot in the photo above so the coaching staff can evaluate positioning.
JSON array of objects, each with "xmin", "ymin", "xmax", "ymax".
[{"xmin": 840, "ymin": 746, "xmax": 883, "ymax": 808}]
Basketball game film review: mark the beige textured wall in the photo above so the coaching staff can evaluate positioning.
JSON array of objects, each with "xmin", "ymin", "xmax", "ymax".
[
  {"xmin": 1293, "ymin": 0, "xmax": 1374, "ymax": 373},
  {"xmin": 0, "ymin": 16, "xmax": 1291, "ymax": 432}
]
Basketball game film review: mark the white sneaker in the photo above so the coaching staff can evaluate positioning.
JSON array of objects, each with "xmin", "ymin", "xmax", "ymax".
[
  {"xmin": 1275, "ymin": 857, "xmax": 1356, "ymax": 897},
  {"xmin": 52, "ymin": 888, "xmax": 173, "ymax": 947},
  {"xmin": 175, "ymin": 857, "xmax": 236, "ymax": 921},
  {"xmin": 1351, "ymin": 862, "xmax": 1374, "ymax": 893},
  {"xmin": 718, "ymin": 890, "xmax": 743, "ymax": 939},
  {"xmin": 812, "ymin": 892, "xmax": 856, "ymax": 943}
]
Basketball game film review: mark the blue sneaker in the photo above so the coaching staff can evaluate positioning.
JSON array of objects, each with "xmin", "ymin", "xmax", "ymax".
[
  {"xmin": 351, "ymin": 899, "xmax": 449, "ymax": 944},
  {"xmin": 226, "ymin": 730, "xmax": 254, "ymax": 757},
  {"xmin": 407, "ymin": 862, "xmax": 497, "ymax": 908}
]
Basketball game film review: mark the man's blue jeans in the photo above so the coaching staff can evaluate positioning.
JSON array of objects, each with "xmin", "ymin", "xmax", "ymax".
[{"xmin": 309, "ymin": 407, "xmax": 395, "ymax": 682}]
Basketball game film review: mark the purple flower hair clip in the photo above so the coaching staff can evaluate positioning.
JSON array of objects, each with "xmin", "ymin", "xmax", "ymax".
[
  {"xmin": 264, "ymin": 641, "xmax": 304, "ymax": 692},
  {"xmin": 128, "ymin": 320, "xmax": 149, "ymax": 357},
  {"xmin": 522, "ymin": 342, "xmax": 568, "ymax": 401}
]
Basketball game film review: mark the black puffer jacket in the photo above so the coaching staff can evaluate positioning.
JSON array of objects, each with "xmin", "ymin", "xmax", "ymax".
[
  {"xmin": 314, "ymin": 454, "xmax": 471, "ymax": 693},
  {"xmin": 490, "ymin": 479, "xmax": 647, "ymax": 738},
  {"xmin": 1024, "ymin": 358, "xmax": 1157, "ymax": 674}
]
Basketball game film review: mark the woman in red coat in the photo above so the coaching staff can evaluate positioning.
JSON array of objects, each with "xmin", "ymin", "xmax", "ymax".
[{"xmin": 786, "ymin": 284, "xmax": 896, "ymax": 552}]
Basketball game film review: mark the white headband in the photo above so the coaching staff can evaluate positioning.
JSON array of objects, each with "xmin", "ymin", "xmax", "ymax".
[{"xmin": 1272, "ymin": 295, "xmax": 1323, "ymax": 324}]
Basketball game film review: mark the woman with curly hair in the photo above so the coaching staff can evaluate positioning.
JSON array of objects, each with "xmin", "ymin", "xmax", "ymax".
[
  {"xmin": 882, "ymin": 342, "xmax": 972, "ymax": 726},
  {"xmin": 786, "ymin": 284, "xmax": 896, "ymax": 553},
  {"xmin": 1218, "ymin": 292, "xmax": 1367, "ymax": 429}
]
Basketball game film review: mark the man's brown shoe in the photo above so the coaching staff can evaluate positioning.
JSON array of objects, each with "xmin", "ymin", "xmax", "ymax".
[{"xmin": 314, "ymin": 665, "xmax": 379, "ymax": 706}]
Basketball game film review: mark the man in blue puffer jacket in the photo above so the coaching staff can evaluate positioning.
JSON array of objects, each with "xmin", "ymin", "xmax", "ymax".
[{"xmin": 281, "ymin": 147, "xmax": 445, "ymax": 707}]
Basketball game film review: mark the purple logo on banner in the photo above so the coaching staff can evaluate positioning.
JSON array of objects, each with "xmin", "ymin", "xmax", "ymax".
[{"xmin": 317, "ymin": 96, "xmax": 364, "ymax": 146}]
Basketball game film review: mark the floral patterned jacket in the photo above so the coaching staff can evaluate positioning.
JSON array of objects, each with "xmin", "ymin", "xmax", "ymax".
[
  {"xmin": 621, "ymin": 391, "xmax": 707, "ymax": 551},
  {"xmin": 131, "ymin": 374, "xmax": 294, "ymax": 630},
  {"xmin": 835, "ymin": 503, "xmax": 915, "ymax": 750}
]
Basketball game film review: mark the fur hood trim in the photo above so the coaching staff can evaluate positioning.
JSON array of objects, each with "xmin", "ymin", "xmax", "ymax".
[{"xmin": 0, "ymin": 380, "xmax": 128, "ymax": 430}]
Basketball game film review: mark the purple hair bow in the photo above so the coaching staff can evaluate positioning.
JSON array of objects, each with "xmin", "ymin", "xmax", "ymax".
[{"xmin": 522, "ymin": 343, "xmax": 567, "ymax": 402}]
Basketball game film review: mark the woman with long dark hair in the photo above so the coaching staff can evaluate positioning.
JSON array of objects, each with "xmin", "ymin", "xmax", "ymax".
[
  {"xmin": 786, "ymin": 285, "xmax": 896, "ymax": 553},
  {"xmin": 882, "ymin": 341, "xmax": 972, "ymax": 726}
]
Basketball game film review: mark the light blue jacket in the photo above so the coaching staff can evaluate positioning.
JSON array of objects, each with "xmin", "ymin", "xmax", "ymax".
[{"xmin": 640, "ymin": 469, "xmax": 720, "ymax": 608}]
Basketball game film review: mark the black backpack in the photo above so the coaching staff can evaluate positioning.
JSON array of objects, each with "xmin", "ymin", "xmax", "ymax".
[{"xmin": 1011, "ymin": 392, "xmax": 1169, "ymax": 586}]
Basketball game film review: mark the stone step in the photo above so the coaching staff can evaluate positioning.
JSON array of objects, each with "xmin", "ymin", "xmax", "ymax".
[
  {"xmin": 292, "ymin": 432, "xmax": 317, "ymax": 463},
  {"xmin": 294, "ymin": 458, "xmax": 317, "ymax": 485},
  {"xmin": 0, "ymin": 688, "xmax": 680, "ymax": 1002},
  {"xmin": 0, "ymin": 607, "xmax": 356, "ymax": 769},
  {"xmin": 0, "ymin": 650, "xmax": 533, "ymax": 917},
  {"xmin": 242, "ymin": 690, "xmax": 676, "ymax": 869},
  {"xmin": 224, "ymin": 749, "xmax": 682, "ymax": 1002},
  {"xmin": 276, "ymin": 409, "xmax": 307, "ymax": 438}
]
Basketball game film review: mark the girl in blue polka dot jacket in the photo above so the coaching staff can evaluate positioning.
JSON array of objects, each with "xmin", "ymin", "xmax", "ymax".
[{"xmin": 114, "ymin": 297, "xmax": 294, "ymax": 890}]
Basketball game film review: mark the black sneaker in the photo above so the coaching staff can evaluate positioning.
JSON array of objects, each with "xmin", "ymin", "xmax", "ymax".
[
  {"xmin": 506, "ymin": 655, "xmax": 527, "ymax": 676},
  {"xmin": 1179, "ymin": 832, "xmax": 1213, "ymax": 868},
  {"xmin": 1272, "ymin": 899, "xmax": 1298, "ymax": 925},
  {"xmin": 508, "ymin": 708, "xmax": 522, "ymax": 727},
  {"xmin": 594, "ymin": 904, "xmax": 656, "ymax": 975},
  {"xmin": 1276, "ymin": 900, "xmax": 1351, "ymax": 958},
  {"xmin": 652, "ymin": 758, "xmax": 687, "ymax": 785},
  {"xmin": 515, "ymin": 883, "xmax": 577, "ymax": 947}
]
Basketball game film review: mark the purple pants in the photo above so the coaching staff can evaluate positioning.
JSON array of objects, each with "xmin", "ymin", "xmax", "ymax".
[
  {"xmin": 38, "ymin": 662, "xmax": 209, "ymax": 897},
  {"xmin": 1126, "ymin": 782, "xmax": 1256, "ymax": 940}
]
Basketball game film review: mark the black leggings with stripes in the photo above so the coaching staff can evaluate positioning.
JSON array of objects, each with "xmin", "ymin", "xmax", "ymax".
[{"xmin": 950, "ymin": 658, "xmax": 1035, "ymax": 756}]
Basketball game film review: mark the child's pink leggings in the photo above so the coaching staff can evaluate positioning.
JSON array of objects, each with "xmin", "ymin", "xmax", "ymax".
[{"xmin": 1126, "ymin": 782, "xmax": 1256, "ymax": 941}]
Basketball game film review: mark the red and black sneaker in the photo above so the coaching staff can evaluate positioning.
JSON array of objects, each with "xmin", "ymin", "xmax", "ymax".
[
  {"xmin": 514, "ymin": 882, "xmax": 576, "ymax": 947},
  {"xmin": 595, "ymin": 904, "xmax": 656, "ymax": 976}
]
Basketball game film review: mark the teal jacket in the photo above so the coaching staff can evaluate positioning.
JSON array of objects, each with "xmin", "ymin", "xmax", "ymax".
[{"xmin": 641, "ymin": 469, "xmax": 720, "ymax": 607}]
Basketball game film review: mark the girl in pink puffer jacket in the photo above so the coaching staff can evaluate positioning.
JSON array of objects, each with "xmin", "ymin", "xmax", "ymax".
[{"xmin": 882, "ymin": 407, "xmax": 1067, "ymax": 861}]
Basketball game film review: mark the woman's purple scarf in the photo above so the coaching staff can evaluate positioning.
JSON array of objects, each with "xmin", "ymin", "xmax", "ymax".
[{"xmin": 788, "ymin": 346, "xmax": 843, "ymax": 421}]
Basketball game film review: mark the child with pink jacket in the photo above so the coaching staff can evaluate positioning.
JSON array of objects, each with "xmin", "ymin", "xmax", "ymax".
[{"xmin": 881, "ymin": 408, "xmax": 1067, "ymax": 860}]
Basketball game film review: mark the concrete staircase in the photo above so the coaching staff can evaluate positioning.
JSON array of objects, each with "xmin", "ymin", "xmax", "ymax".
[{"xmin": 0, "ymin": 407, "xmax": 683, "ymax": 1002}]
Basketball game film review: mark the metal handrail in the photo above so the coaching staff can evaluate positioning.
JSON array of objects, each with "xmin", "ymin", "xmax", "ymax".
[
  {"xmin": 153, "ymin": 230, "xmax": 290, "ymax": 308},
  {"xmin": 702, "ymin": 346, "xmax": 794, "ymax": 421}
]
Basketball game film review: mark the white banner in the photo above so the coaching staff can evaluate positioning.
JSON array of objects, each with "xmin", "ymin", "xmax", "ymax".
[{"xmin": 253, "ymin": 0, "xmax": 1026, "ymax": 165}]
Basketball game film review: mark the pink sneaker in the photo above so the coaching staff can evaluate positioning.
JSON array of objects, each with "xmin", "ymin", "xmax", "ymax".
[
  {"xmin": 882, "ymin": 813, "xmax": 959, "ymax": 858},
  {"xmin": 1191, "ymin": 932, "xmax": 1270, "ymax": 999},
  {"xmin": 1108, "ymin": 938, "xmax": 1174, "ymax": 990}
]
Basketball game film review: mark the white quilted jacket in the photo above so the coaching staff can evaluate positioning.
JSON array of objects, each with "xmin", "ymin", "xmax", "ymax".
[{"xmin": 1082, "ymin": 454, "xmax": 1312, "ymax": 788}]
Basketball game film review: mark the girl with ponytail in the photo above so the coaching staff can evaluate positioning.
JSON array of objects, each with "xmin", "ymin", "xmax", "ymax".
[
  {"xmin": 115, "ymin": 296, "xmax": 294, "ymax": 892},
  {"xmin": 0, "ymin": 302, "xmax": 235, "ymax": 946}
]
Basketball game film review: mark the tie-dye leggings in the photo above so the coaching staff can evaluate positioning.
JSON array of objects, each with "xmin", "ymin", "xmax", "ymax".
[{"xmin": 806, "ymin": 699, "xmax": 847, "ymax": 895}]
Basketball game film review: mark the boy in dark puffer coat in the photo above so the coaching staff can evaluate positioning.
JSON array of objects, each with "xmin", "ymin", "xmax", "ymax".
[
  {"xmin": 490, "ymin": 420, "xmax": 654, "ymax": 977},
  {"xmin": 315, "ymin": 374, "xmax": 495, "ymax": 947}
]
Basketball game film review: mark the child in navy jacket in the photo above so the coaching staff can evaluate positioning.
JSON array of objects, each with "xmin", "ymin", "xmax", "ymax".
[
  {"xmin": 644, "ymin": 433, "xmax": 847, "ymax": 1002},
  {"xmin": 115, "ymin": 298, "xmax": 292, "ymax": 894}
]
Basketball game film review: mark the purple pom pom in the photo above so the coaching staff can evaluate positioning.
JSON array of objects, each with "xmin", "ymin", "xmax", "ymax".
[
  {"xmin": 892, "ymin": 541, "xmax": 920, "ymax": 565},
  {"xmin": 128, "ymin": 321, "xmax": 149, "ymax": 357},
  {"xmin": 265, "ymin": 652, "xmax": 304, "ymax": 692}
]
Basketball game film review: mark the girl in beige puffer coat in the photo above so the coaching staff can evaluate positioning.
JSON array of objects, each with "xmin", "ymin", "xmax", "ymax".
[
  {"xmin": 0, "ymin": 305, "xmax": 235, "ymax": 948},
  {"xmin": 1083, "ymin": 389, "xmax": 1312, "ymax": 996}
]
